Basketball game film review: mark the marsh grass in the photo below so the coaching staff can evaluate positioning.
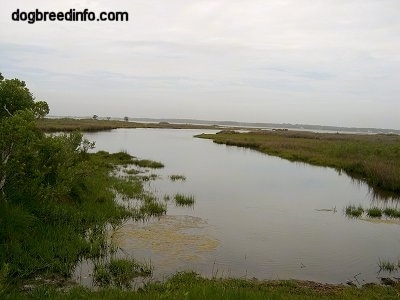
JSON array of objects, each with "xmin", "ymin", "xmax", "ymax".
[
  {"xmin": 378, "ymin": 259, "xmax": 398, "ymax": 273},
  {"xmin": 197, "ymin": 131, "xmax": 400, "ymax": 195},
  {"xmin": 111, "ymin": 177, "xmax": 143, "ymax": 199},
  {"xmin": 93, "ymin": 258, "xmax": 152, "ymax": 288},
  {"xmin": 344, "ymin": 205, "xmax": 400, "ymax": 220},
  {"xmin": 383, "ymin": 208, "xmax": 400, "ymax": 218},
  {"xmin": 139, "ymin": 174, "xmax": 158, "ymax": 181},
  {"xmin": 366, "ymin": 207, "xmax": 383, "ymax": 218},
  {"xmin": 37, "ymin": 118, "xmax": 218, "ymax": 132},
  {"xmin": 125, "ymin": 169, "xmax": 140, "ymax": 175},
  {"xmin": 174, "ymin": 194, "xmax": 195, "ymax": 206},
  {"xmin": 132, "ymin": 159, "xmax": 164, "ymax": 169},
  {"xmin": 139, "ymin": 200, "xmax": 167, "ymax": 217},
  {"xmin": 169, "ymin": 175, "xmax": 186, "ymax": 181},
  {"xmin": 0, "ymin": 150, "xmax": 167, "ymax": 292},
  {"xmin": 345, "ymin": 205, "xmax": 364, "ymax": 218},
  {"xmin": 14, "ymin": 271, "xmax": 400, "ymax": 299}
]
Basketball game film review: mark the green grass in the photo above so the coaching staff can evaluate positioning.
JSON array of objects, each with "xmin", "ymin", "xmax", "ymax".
[
  {"xmin": 133, "ymin": 159, "xmax": 164, "ymax": 169},
  {"xmin": 139, "ymin": 174, "xmax": 158, "ymax": 181},
  {"xmin": 169, "ymin": 174, "xmax": 187, "ymax": 181},
  {"xmin": 197, "ymin": 130, "xmax": 400, "ymax": 195},
  {"xmin": 0, "ymin": 150, "xmax": 166, "ymax": 292},
  {"xmin": 7, "ymin": 271, "xmax": 400, "ymax": 299},
  {"xmin": 93, "ymin": 258, "xmax": 152, "ymax": 288},
  {"xmin": 378, "ymin": 259, "xmax": 398, "ymax": 273},
  {"xmin": 345, "ymin": 205, "xmax": 364, "ymax": 218},
  {"xmin": 36, "ymin": 118, "xmax": 219, "ymax": 132},
  {"xmin": 367, "ymin": 207, "xmax": 383, "ymax": 218},
  {"xmin": 344, "ymin": 205, "xmax": 400, "ymax": 220},
  {"xmin": 383, "ymin": 208, "xmax": 400, "ymax": 218},
  {"xmin": 174, "ymin": 194, "xmax": 195, "ymax": 206},
  {"xmin": 139, "ymin": 199, "xmax": 167, "ymax": 217}
]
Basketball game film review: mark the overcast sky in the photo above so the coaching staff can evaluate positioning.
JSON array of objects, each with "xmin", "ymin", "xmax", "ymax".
[{"xmin": 1, "ymin": 0, "xmax": 399, "ymax": 129}]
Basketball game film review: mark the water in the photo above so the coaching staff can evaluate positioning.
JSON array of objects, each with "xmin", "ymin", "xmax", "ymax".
[{"xmin": 83, "ymin": 128, "xmax": 400, "ymax": 284}]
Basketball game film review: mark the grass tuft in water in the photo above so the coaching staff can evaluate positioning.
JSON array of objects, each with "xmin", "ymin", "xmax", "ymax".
[
  {"xmin": 93, "ymin": 258, "xmax": 152, "ymax": 288},
  {"xmin": 133, "ymin": 159, "xmax": 164, "ymax": 169},
  {"xmin": 139, "ymin": 174, "xmax": 158, "ymax": 181},
  {"xmin": 383, "ymin": 208, "xmax": 400, "ymax": 218},
  {"xmin": 139, "ymin": 196, "xmax": 167, "ymax": 217},
  {"xmin": 378, "ymin": 259, "xmax": 398, "ymax": 273},
  {"xmin": 169, "ymin": 175, "xmax": 186, "ymax": 181},
  {"xmin": 345, "ymin": 205, "xmax": 364, "ymax": 218},
  {"xmin": 174, "ymin": 194, "xmax": 195, "ymax": 206},
  {"xmin": 366, "ymin": 207, "xmax": 382, "ymax": 218}
]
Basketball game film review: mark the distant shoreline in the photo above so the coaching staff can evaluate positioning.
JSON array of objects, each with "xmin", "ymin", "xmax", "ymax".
[{"xmin": 46, "ymin": 115, "xmax": 400, "ymax": 135}]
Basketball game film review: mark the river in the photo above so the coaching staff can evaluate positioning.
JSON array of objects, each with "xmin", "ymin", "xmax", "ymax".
[{"xmin": 81, "ymin": 128, "xmax": 400, "ymax": 285}]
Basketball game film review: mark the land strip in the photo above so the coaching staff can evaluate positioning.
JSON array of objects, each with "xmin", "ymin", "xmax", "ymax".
[
  {"xmin": 37, "ymin": 118, "xmax": 222, "ymax": 132},
  {"xmin": 196, "ymin": 130, "xmax": 400, "ymax": 195}
]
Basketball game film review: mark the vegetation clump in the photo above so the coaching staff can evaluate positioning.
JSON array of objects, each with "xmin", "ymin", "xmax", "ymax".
[
  {"xmin": 197, "ymin": 130, "xmax": 400, "ymax": 195},
  {"xmin": 345, "ymin": 205, "xmax": 364, "ymax": 218},
  {"xmin": 174, "ymin": 194, "xmax": 195, "ymax": 206},
  {"xmin": 378, "ymin": 259, "xmax": 399, "ymax": 273},
  {"xmin": 0, "ymin": 72, "xmax": 166, "ymax": 294},
  {"xmin": 169, "ymin": 174, "xmax": 186, "ymax": 181},
  {"xmin": 93, "ymin": 258, "xmax": 152, "ymax": 288},
  {"xmin": 383, "ymin": 208, "xmax": 400, "ymax": 218},
  {"xmin": 9, "ymin": 271, "xmax": 400, "ymax": 299},
  {"xmin": 366, "ymin": 207, "xmax": 383, "ymax": 218},
  {"xmin": 132, "ymin": 159, "xmax": 164, "ymax": 169}
]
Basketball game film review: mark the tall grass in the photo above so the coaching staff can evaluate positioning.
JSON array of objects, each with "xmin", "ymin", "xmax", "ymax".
[
  {"xmin": 345, "ymin": 205, "xmax": 364, "ymax": 218},
  {"xmin": 366, "ymin": 207, "xmax": 382, "ymax": 218},
  {"xmin": 10, "ymin": 271, "xmax": 400, "ymax": 299},
  {"xmin": 0, "ymin": 150, "xmax": 167, "ymax": 291},
  {"xmin": 37, "ymin": 118, "xmax": 217, "ymax": 132},
  {"xmin": 93, "ymin": 258, "xmax": 152, "ymax": 288},
  {"xmin": 197, "ymin": 131, "xmax": 400, "ymax": 195},
  {"xmin": 132, "ymin": 159, "xmax": 164, "ymax": 169},
  {"xmin": 174, "ymin": 194, "xmax": 195, "ymax": 206},
  {"xmin": 169, "ymin": 175, "xmax": 186, "ymax": 181}
]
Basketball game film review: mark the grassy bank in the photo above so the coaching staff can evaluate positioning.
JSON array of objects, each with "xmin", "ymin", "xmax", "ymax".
[
  {"xmin": 7, "ymin": 272, "xmax": 400, "ymax": 299},
  {"xmin": 37, "ymin": 118, "xmax": 221, "ymax": 132},
  {"xmin": 0, "ymin": 149, "xmax": 166, "ymax": 294},
  {"xmin": 196, "ymin": 130, "xmax": 400, "ymax": 195}
]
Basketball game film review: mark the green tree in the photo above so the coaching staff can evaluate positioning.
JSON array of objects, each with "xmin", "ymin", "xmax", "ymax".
[
  {"xmin": 33, "ymin": 101, "xmax": 49, "ymax": 119},
  {"xmin": 0, "ymin": 73, "xmax": 89, "ymax": 202},
  {"xmin": 0, "ymin": 73, "xmax": 35, "ymax": 118}
]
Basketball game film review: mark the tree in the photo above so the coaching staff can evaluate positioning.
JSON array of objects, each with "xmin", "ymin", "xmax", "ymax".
[
  {"xmin": 0, "ymin": 73, "xmax": 35, "ymax": 118},
  {"xmin": 124, "ymin": 116, "xmax": 129, "ymax": 122},
  {"xmin": 0, "ymin": 73, "xmax": 89, "ymax": 202},
  {"xmin": 93, "ymin": 114, "xmax": 98, "ymax": 120},
  {"xmin": 33, "ymin": 101, "xmax": 49, "ymax": 119}
]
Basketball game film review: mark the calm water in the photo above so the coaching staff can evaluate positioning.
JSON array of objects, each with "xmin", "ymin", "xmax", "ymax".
[{"xmin": 83, "ymin": 128, "xmax": 400, "ymax": 284}]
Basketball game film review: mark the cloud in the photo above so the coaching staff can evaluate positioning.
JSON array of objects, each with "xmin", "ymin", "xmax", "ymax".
[{"xmin": 1, "ymin": 0, "xmax": 399, "ymax": 128}]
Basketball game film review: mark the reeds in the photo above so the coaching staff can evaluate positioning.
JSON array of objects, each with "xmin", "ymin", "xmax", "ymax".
[
  {"xmin": 169, "ymin": 175, "xmax": 186, "ymax": 181},
  {"xmin": 345, "ymin": 205, "xmax": 400, "ymax": 220},
  {"xmin": 366, "ymin": 207, "xmax": 382, "ymax": 218},
  {"xmin": 197, "ymin": 131, "xmax": 400, "ymax": 194},
  {"xmin": 345, "ymin": 205, "xmax": 364, "ymax": 218},
  {"xmin": 174, "ymin": 193, "xmax": 195, "ymax": 206},
  {"xmin": 132, "ymin": 159, "xmax": 164, "ymax": 169},
  {"xmin": 93, "ymin": 258, "xmax": 152, "ymax": 287}
]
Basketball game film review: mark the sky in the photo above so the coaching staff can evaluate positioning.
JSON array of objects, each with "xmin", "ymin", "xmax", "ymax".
[{"xmin": 1, "ymin": 0, "xmax": 399, "ymax": 129}]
